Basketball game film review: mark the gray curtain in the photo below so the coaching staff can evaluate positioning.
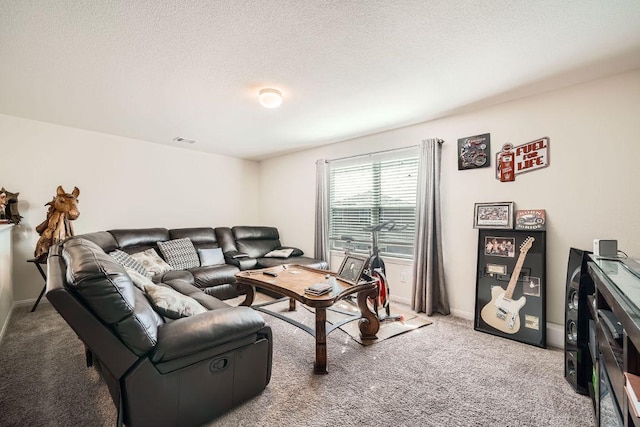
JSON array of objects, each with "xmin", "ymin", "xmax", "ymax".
[
  {"xmin": 411, "ymin": 139, "xmax": 449, "ymax": 315},
  {"xmin": 314, "ymin": 159, "xmax": 330, "ymax": 262}
]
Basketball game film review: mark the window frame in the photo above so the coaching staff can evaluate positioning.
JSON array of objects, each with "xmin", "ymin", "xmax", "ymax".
[{"xmin": 327, "ymin": 147, "xmax": 419, "ymax": 260}]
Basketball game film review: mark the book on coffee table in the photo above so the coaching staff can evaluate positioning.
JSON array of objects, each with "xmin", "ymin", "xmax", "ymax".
[{"xmin": 305, "ymin": 282, "xmax": 333, "ymax": 296}]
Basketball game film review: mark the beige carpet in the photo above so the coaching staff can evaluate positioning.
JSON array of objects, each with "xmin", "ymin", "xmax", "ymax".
[
  {"xmin": 234, "ymin": 292, "xmax": 433, "ymax": 345},
  {"xmin": 0, "ymin": 302, "xmax": 595, "ymax": 426},
  {"xmin": 322, "ymin": 300, "xmax": 432, "ymax": 345}
]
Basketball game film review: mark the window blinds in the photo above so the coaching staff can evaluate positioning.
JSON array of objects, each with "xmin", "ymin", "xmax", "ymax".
[{"xmin": 329, "ymin": 147, "xmax": 419, "ymax": 258}]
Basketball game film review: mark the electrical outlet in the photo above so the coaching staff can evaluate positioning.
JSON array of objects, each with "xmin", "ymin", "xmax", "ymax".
[{"xmin": 400, "ymin": 273, "xmax": 408, "ymax": 283}]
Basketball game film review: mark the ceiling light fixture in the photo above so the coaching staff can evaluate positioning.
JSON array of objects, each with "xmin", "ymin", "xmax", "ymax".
[{"xmin": 258, "ymin": 88, "xmax": 283, "ymax": 109}]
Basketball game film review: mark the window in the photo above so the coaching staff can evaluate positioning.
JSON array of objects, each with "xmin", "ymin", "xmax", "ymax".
[{"xmin": 329, "ymin": 147, "xmax": 419, "ymax": 259}]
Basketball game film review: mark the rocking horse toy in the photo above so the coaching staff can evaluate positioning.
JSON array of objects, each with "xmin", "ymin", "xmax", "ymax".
[{"xmin": 34, "ymin": 186, "xmax": 80, "ymax": 261}]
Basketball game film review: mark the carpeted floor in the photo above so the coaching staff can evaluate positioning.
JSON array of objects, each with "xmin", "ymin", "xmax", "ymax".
[{"xmin": 0, "ymin": 301, "xmax": 595, "ymax": 426}]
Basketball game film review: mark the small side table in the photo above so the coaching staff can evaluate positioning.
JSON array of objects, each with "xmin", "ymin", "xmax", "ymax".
[{"xmin": 27, "ymin": 258, "xmax": 47, "ymax": 312}]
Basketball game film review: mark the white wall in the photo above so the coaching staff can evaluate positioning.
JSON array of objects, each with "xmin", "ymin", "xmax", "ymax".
[
  {"xmin": 0, "ymin": 225, "xmax": 14, "ymax": 341},
  {"xmin": 259, "ymin": 69, "xmax": 640, "ymax": 326},
  {"xmin": 0, "ymin": 114, "xmax": 260, "ymax": 303}
]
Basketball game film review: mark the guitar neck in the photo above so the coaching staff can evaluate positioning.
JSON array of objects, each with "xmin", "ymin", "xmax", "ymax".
[{"xmin": 505, "ymin": 251, "xmax": 528, "ymax": 299}]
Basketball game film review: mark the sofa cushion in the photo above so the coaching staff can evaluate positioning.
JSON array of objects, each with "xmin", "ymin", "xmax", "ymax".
[
  {"xmin": 110, "ymin": 249, "xmax": 150, "ymax": 277},
  {"xmin": 109, "ymin": 228, "xmax": 170, "ymax": 251},
  {"xmin": 77, "ymin": 231, "xmax": 119, "ymax": 252},
  {"xmin": 143, "ymin": 283, "xmax": 207, "ymax": 319},
  {"xmin": 131, "ymin": 248, "xmax": 173, "ymax": 277},
  {"xmin": 61, "ymin": 238, "xmax": 163, "ymax": 356},
  {"xmin": 159, "ymin": 269, "xmax": 194, "ymax": 284},
  {"xmin": 157, "ymin": 238, "xmax": 200, "ymax": 270},
  {"xmin": 197, "ymin": 247, "xmax": 225, "ymax": 266},
  {"xmin": 232, "ymin": 226, "xmax": 282, "ymax": 258},
  {"xmin": 190, "ymin": 264, "xmax": 239, "ymax": 289},
  {"xmin": 169, "ymin": 227, "xmax": 218, "ymax": 246}
]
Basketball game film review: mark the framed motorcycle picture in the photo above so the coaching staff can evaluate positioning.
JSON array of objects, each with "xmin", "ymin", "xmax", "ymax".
[{"xmin": 474, "ymin": 229, "xmax": 546, "ymax": 348}]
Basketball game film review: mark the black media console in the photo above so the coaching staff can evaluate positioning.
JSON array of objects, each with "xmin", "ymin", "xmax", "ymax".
[{"xmin": 588, "ymin": 255, "xmax": 640, "ymax": 427}]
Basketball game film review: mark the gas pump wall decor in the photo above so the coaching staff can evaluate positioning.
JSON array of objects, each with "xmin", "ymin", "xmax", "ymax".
[{"xmin": 496, "ymin": 137, "xmax": 549, "ymax": 182}]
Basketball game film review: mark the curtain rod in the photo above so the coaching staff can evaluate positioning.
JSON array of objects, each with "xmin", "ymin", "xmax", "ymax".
[
  {"xmin": 325, "ymin": 138, "xmax": 444, "ymax": 163},
  {"xmin": 326, "ymin": 144, "xmax": 418, "ymax": 164}
]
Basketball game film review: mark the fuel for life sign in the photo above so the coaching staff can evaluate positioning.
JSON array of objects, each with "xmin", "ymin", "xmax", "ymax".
[{"xmin": 496, "ymin": 137, "xmax": 549, "ymax": 182}]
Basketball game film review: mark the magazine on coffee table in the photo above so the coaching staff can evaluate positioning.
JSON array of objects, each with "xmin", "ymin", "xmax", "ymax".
[{"xmin": 304, "ymin": 282, "xmax": 333, "ymax": 296}]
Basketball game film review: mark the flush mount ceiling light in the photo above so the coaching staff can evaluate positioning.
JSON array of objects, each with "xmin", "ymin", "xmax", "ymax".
[{"xmin": 258, "ymin": 88, "xmax": 283, "ymax": 109}]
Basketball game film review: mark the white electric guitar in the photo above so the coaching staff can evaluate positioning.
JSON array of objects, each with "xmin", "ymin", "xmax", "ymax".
[{"xmin": 480, "ymin": 237, "xmax": 535, "ymax": 334}]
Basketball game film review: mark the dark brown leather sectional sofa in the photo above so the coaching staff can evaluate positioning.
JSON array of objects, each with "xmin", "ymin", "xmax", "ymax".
[
  {"xmin": 44, "ymin": 225, "xmax": 327, "ymax": 427},
  {"xmin": 78, "ymin": 225, "xmax": 328, "ymax": 299}
]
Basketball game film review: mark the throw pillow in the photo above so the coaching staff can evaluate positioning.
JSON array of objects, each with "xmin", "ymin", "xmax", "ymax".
[
  {"xmin": 280, "ymin": 246, "xmax": 303, "ymax": 257},
  {"xmin": 109, "ymin": 249, "xmax": 150, "ymax": 277},
  {"xmin": 125, "ymin": 267, "xmax": 154, "ymax": 290},
  {"xmin": 197, "ymin": 247, "xmax": 225, "ymax": 267},
  {"xmin": 263, "ymin": 248, "xmax": 294, "ymax": 258},
  {"xmin": 157, "ymin": 238, "xmax": 200, "ymax": 270},
  {"xmin": 143, "ymin": 282, "xmax": 206, "ymax": 319},
  {"xmin": 130, "ymin": 249, "xmax": 173, "ymax": 277}
]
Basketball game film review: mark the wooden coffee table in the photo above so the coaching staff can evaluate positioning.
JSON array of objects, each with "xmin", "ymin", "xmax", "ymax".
[{"xmin": 235, "ymin": 264, "xmax": 380, "ymax": 374}]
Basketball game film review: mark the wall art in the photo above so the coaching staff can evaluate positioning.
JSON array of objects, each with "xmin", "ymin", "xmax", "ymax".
[
  {"xmin": 474, "ymin": 229, "xmax": 547, "ymax": 348},
  {"xmin": 457, "ymin": 133, "xmax": 490, "ymax": 170},
  {"xmin": 496, "ymin": 137, "xmax": 550, "ymax": 182},
  {"xmin": 515, "ymin": 209, "xmax": 546, "ymax": 231},
  {"xmin": 473, "ymin": 201, "xmax": 514, "ymax": 229}
]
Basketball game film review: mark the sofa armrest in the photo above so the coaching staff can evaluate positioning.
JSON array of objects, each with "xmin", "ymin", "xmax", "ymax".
[
  {"xmin": 225, "ymin": 250, "xmax": 250, "ymax": 259},
  {"xmin": 224, "ymin": 251, "xmax": 257, "ymax": 270},
  {"xmin": 279, "ymin": 246, "xmax": 304, "ymax": 257},
  {"xmin": 151, "ymin": 307, "xmax": 265, "ymax": 363}
]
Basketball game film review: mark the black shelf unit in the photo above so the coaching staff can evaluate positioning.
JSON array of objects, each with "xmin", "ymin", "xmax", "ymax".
[{"xmin": 588, "ymin": 255, "xmax": 640, "ymax": 427}]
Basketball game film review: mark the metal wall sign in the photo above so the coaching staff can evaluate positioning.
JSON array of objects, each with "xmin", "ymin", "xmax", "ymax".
[
  {"xmin": 496, "ymin": 137, "xmax": 550, "ymax": 182},
  {"xmin": 457, "ymin": 133, "xmax": 490, "ymax": 170}
]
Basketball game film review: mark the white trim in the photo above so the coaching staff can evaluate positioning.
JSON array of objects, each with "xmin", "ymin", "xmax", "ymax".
[
  {"xmin": 546, "ymin": 322, "xmax": 564, "ymax": 349},
  {"xmin": 0, "ymin": 298, "xmax": 51, "ymax": 344},
  {"xmin": 423, "ymin": 306, "xmax": 564, "ymax": 349},
  {"xmin": 449, "ymin": 308, "xmax": 472, "ymax": 320},
  {"xmin": 0, "ymin": 304, "xmax": 13, "ymax": 344},
  {"xmin": 13, "ymin": 297, "xmax": 49, "ymax": 309},
  {"xmin": 390, "ymin": 294, "xmax": 411, "ymax": 306}
]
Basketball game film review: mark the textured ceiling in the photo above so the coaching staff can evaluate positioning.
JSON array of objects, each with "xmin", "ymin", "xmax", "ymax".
[{"xmin": 2, "ymin": 1, "xmax": 640, "ymax": 160}]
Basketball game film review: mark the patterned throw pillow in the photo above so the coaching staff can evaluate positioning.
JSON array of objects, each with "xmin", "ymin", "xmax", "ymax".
[
  {"xmin": 109, "ymin": 249, "xmax": 150, "ymax": 277},
  {"xmin": 130, "ymin": 249, "xmax": 173, "ymax": 277},
  {"xmin": 157, "ymin": 238, "xmax": 200, "ymax": 270},
  {"xmin": 264, "ymin": 248, "xmax": 294, "ymax": 258},
  {"xmin": 125, "ymin": 267, "xmax": 154, "ymax": 290},
  {"xmin": 143, "ymin": 283, "xmax": 206, "ymax": 319}
]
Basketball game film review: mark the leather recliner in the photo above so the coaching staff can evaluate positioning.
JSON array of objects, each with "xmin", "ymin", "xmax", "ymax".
[
  {"xmin": 216, "ymin": 226, "xmax": 329, "ymax": 270},
  {"xmin": 46, "ymin": 237, "xmax": 272, "ymax": 427}
]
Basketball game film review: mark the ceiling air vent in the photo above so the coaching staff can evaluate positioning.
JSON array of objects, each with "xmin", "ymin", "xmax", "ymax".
[{"xmin": 173, "ymin": 137, "xmax": 196, "ymax": 144}]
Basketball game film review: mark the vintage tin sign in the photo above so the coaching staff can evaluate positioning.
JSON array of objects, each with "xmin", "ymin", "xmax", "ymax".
[
  {"xmin": 496, "ymin": 137, "xmax": 549, "ymax": 181},
  {"xmin": 458, "ymin": 133, "xmax": 490, "ymax": 170},
  {"xmin": 515, "ymin": 209, "xmax": 546, "ymax": 231}
]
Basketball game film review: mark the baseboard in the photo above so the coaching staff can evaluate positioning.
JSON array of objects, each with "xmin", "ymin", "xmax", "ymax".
[
  {"xmin": 12, "ymin": 297, "xmax": 48, "ymax": 309},
  {"xmin": 546, "ymin": 322, "xmax": 564, "ymax": 349},
  {"xmin": 390, "ymin": 295, "xmax": 411, "ymax": 306},
  {"xmin": 0, "ymin": 298, "xmax": 50, "ymax": 344},
  {"xmin": 430, "ymin": 307, "xmax": 564, "ymax": 349},
  {"xmin": 0, "ymin": 305, "xmax": 13, "ymax": 344}
]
